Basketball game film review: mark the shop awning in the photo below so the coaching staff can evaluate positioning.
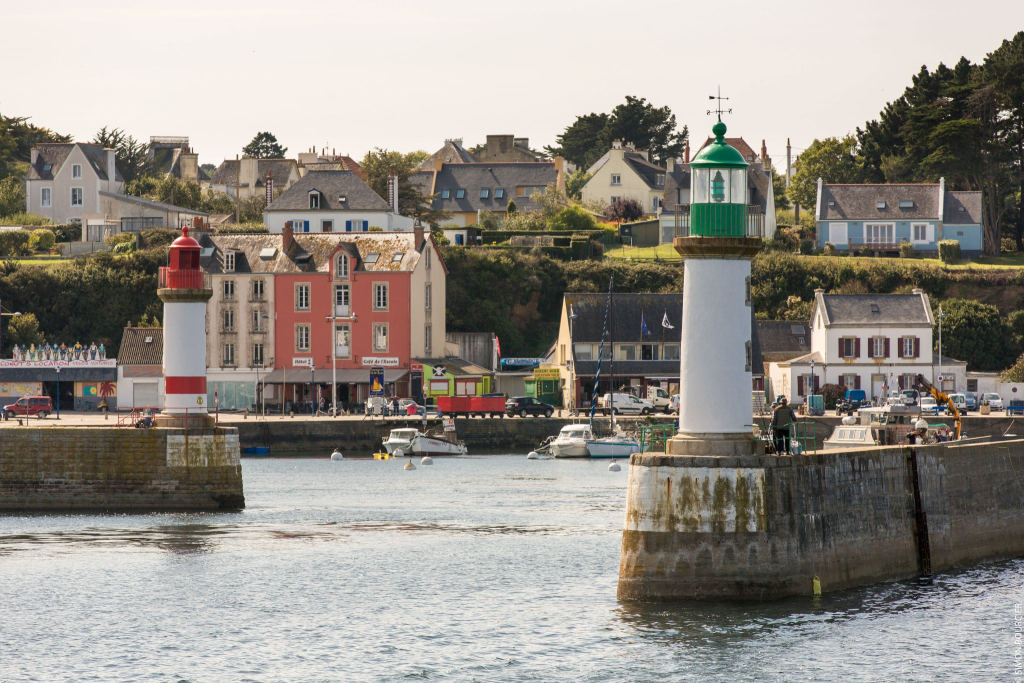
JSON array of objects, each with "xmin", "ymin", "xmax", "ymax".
[{"xmin": 259, "ymin": 368, "xmax": 408, "ymax": 384}]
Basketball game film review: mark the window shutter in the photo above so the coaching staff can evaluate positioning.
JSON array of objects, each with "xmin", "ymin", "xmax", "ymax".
[
  {"xmin": 884, "ymin": 338, "xmax": 890, "ymax": 359},
  {"xmin": 346, "ymin": 220, "xmax": 352, "ymax": 232},
  {"xmin": 897, "ymin": 338, "xmax": 904, "ymax": 358},
  {"xmin": 797, "ymin": 376, "xmax": 805, "ymax": 397},
  {"xmin": 914, "ymin": 338, "xmax": 920, "ymax": 358},
  {"xmin": 855, "ymin": 337, "xmax": 861, "ymax": 358},
  {"xmin": 363, "ymin": 221, "xmax": 369, "ymax": 231},
  {"xmin": 304, "ymin": 220, "xmax": 309, "ymax": 232},
  {"xmin": 838, "ymin": 377, "xmax": 846, "ymax": 391},
  {"xmin": 838, "ymin": 338, "xmax": 845, "ymax": 358},
  {"xmin": 854, "ymin": 375, "xmax": 861, "ymax": 390},
  {"xmin": 814, "ymin": 376, "xmax": 820, "ymax": 393}
]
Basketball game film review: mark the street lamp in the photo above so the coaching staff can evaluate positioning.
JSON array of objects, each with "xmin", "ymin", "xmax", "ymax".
[
  {"xmin": 568, "ymin": 306, "xmax": 577, "ymax": 415},
  {"xmin": 937, "ymin": 305, "xmax": 947, "ymax": 391},
  {"xmin": 259, "ymin": 314, "xmax": 270, "ymax": 418},
  {"xmin": 55, "ymin": 363, "xmax": 61, "ymax": 420},
  {"xmin": 810, "ymin": 359, "xmax": 815, "ymax": 408},
  {"xmin": 325, "ymin": 314, "xmax": 338, "ymax": 417}
]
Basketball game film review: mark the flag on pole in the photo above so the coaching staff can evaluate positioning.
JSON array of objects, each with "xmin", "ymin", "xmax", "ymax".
[
  {"xmin": 495, "ymin": 336, "xmax": 501, "ymax": 357},
  {"xmin": 662, "ymin": 311, "xmax": 674, "ymax": 329},
  {"xmin": 641, "ymin": 312, "xmax": 650, "ymax": 336}
]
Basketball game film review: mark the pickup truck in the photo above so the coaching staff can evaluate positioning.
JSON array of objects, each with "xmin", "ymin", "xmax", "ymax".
[{"xmin": 645, "ymin": 386, "xmax": 673, "ymax": 413}]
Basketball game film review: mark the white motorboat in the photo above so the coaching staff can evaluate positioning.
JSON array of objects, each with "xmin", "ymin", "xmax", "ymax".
[
  {"xmin": 410, "ymin": 431, "xmax": 467, "ymax": 455},
  {"xmin": 382, "ymin": 428, "xmax": 419, "ymax": 455},
  {"xmin": 586, "ymin": 435, "xmax": 643, "ymax": 458},
  {"xmin": 550, "ymin": 424, "xmax": 594, "ymax": 458}
]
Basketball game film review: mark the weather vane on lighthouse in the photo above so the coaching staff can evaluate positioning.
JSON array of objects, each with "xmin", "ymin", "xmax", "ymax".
[{"xmin": 706, "ymin": 86, "xmax": 732, "ymax": 121}]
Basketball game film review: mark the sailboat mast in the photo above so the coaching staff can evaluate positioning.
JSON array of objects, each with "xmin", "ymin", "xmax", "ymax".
[{"xmin": 609, "ymin": 275, "xmax": 615, "ymax": 431}]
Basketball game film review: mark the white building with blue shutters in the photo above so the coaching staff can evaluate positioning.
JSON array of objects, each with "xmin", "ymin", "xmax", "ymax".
[{"xmin": 263, "ymin": 170, "xmax": 415, "ymax": 233}]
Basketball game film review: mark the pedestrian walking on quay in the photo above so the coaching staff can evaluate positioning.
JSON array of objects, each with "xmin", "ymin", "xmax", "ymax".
[{"xmin": 770, "ymin": 397, "xmax": 797, "ymax": 455}]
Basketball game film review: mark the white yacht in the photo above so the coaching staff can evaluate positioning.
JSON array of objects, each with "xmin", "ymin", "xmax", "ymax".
[
  {"xmin": 382, "ymin": 428, "xmax": 467, "ymax": 456},
  {"xmin": 550, "ymin": 424, "xmax": 594, "ymax": 458},
  {"xmin": 586, "ymin": 434, "xmax": 644, "ymax": 458}
]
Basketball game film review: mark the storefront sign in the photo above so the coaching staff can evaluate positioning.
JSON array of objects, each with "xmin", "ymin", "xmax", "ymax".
[
  {"xmin": 443, "ymin": 418, "xmax": 455, "ymax": 432},
  {"xmin": 534, "ymin": 368, "xmax": 561, "ymax": 380},
  {"xmin": 499, "ymin": 358, "xmax": 544, "ymax": 368},
  {"xmin": 0, "ymin": 359, "xmax": 115, "ymax": 368},
  {"xmin": 292, "ymin": 357, "xmax": 314, "ymax": 368},
  {"xmin": 369, "ymin": 367, "xmax": 385, "ymax": 396},
  {"xmin": 410, "ymin": 362, "xmax": 423, "ymax": 372},
  {"xmin": 432, "ymin": 365, "xmax": 448, "ymax": 379},
  {"xmin": 361, "ymin": 357, "xmax": 399, "ymax": 367}
]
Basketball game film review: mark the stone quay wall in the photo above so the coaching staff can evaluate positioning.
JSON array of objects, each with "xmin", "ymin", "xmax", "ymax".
[
  {"xmin": 617, "ymin": 439, "xmax": 1024, "ymax": 601},
  {"xmin": 0, "ymin": 427, "xmax": 244, "ymax": 511}
]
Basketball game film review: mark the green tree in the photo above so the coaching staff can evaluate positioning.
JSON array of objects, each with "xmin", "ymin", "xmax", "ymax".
[
  {"xmin": 151, "ymin": 176, "xmax": 205, "ymax": 211},
  {"xmin": 770, "ymin": 164, "xmax": 790, "ymax": 210},
  {"xmin": 7, "ymin": 312, "xmax": 45, "ymax": 347},
  {"xmin": 544, "ymin": 113, "xmax": 609, "ymax": 168},
  {"xmin": 605, "ymin": 197, "xmax": 645, "ymax": 223},
  {"xmin": 137, "ymin": 312, "xmax": 160, "ymax": 327},
  {"xmin": 548, "ymin": 204, "xmax": 597, "ymax": 231},
  {"xmin": 93, "ymin": 127, "xmax": 151, "ymax": 183},
  {"xmin": 565, "ymin": 169, "xmax": 591, "ymax": 200},
  {"xmin": 788, "ymin": 135, "xmax": 864, "ymax": 209},
  {"xmin": 28, "ymin": 229, "xmax": 55, "ymax": 252},
  {"xmin": 1001, "ymin": 352, "xmax": 1024, "ymax": 382},
  {"xmin": 981, "ymin": 32, "xmax": 1024, "ymax": 251},
  {"xmin": 506, "ymin": 199, "xmax": 517, "ymax": 215},
  {"xmin": 360, "ymin": 148, "xmax": 449, "ymax": 225},
  {"xmin": 935, "ymin": 298, "xmax": 1014, "ymax": 371},
  {"xmin": 0, "ymin": 175, "xmax": 26, "ymax": 216},
  {"xmin": 242, "ymin": 132, "xmax": 287, "ymax": 159},
  {"xmin": 0, "ymin": 111, "xmax": 71, "ymax": 179}
]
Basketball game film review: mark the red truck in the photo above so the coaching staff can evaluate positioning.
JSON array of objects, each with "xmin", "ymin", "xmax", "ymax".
[{"xmin": 436, "ymin": 395, "xmax": 505, "ymax": 418}]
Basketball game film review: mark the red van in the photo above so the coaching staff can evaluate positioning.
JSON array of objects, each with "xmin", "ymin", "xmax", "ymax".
[{"xmin": 4, "ymin": 396, "xmax": 53, "ymax": 419}]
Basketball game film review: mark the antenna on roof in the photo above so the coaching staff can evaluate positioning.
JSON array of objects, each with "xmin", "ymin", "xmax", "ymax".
[{"xmin": 706, "ymin": 86, "xmax": 732, "ymax": 121}]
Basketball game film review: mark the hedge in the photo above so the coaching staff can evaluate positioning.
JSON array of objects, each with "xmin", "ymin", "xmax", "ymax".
[{"xmin": 938, "ymin": 240, "xmax": 961, "ymax": 264}]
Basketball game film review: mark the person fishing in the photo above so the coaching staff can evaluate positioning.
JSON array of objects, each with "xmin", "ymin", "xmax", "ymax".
[{"xmin": 770, "ymin": 397, "xmax": 798, "ymax": 455}]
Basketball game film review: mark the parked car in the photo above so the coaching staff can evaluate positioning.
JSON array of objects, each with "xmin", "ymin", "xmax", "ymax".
[
  {"xmin": 398, "ymin": 398, "xmax": 435, "ymax": 417},
  {"xmin": 3, "ymin": 395, "xmax": 52, "ymax": 419},
  {"xmin": 598, "ymin": 393, "xmax": 654, "ymax": 416},
  {"xmin": 981, "ymin": 393, "xmax": 1004, "ymax": 411},
  {"xmin": 505, "ymin": 396, "xmax": 554, "ymax": 418},
  {"xmin": 900, "ymin": 389, "xmax": 919, "ymax": 406},
  {"xmin": 964, "ymin": 391, "xmax": 978, "ymax": 412},
  {"xmin": 946, "ymin": 393, "xmax": 968, "ymax": 415},
  {"xmin": 919, "ymin": 396, "xmax": 941, "ymax": 415},
  {"xmin": 836, "ymin": 389, "xmax": 867, "ymax": 415},
  {"xmin": 668, "ymin": 394, "xmax": 680, "ymax": 415}
]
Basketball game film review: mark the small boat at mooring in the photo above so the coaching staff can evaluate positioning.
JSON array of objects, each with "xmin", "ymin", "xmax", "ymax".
[{"xmin": 382, "ymin": 427, "xmax": 467, "ymax": 456}]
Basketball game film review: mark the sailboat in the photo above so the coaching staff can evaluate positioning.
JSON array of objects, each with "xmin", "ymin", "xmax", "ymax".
[{"xmin": 586, "ymin": 276, "xmax": 645, "ymax": 459}]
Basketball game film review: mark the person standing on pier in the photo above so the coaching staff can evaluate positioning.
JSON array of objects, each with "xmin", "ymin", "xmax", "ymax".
[{"xmin": 771, "ymin": 397, "xmax": 797, "ymax": 454}]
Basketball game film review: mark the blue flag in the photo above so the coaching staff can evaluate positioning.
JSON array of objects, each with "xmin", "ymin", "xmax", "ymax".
[{"xmin": 641, "ymin": 312, "xmax": 650, "ymax": 336}]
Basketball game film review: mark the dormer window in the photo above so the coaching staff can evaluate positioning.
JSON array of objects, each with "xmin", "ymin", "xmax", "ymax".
[
  {"xmin": 898, "ymin": 200, "xmax": 914, "ymax": 209},
  {"xmin": 72, "ymin": 164, "xmax": 82, "ymax": 179},
  {"xmin": 336, "ymin": 253, "xmax": 349, "ymax": 279},
  {"xmin": 876, "ymin": 201, "xmax": 887, "ymax": 209},
  {"xmin": 224, "ymin": 251, "xmax": 236, "ymax": 273},
  {"xmin": 42, "ymin": 163, "xmax": 52, "ymax": 173},
  {"xmin": 441, "ymin": 189, "xmax": 450, "ymax": 199},
  {"xmin": 309, "ymin": 191, "xmax": 320, "ymax": 209},
  {"xmin": 655, "ymin": 174, "xmax": 665, "ymax": 186}
]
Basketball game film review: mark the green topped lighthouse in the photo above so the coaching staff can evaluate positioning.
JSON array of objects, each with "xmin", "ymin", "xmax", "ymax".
[{"xmin": 688, "ymin": 118, "xmax": 750, "ymax": 237}]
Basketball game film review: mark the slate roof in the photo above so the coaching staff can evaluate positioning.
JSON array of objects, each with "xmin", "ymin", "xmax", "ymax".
[
  {"xmin": 429, "ymin": 162, "xmax": 557, "ymax": 213},
  {"xmin": 416, "ymin": 139, "xmax": 476, "ymax": 170},
  {"xmin": 409, "ymin": 171, "xmax": 435, "ymax": 198},
  {"xmin": 300, "ymin": 155, "xmax": 364, "ymax": 179},
  {"xmin": 265, "ymin": 171, "xmax": 390, "ymax": 212},
  {"xmin": 757, "ymin": 320, "xmax": 811, "ymax": 362},
  {"xmin": 200, "ymin": 232, "xmax": 428, "ymax": 275},
  {"xmin": 623, "ymin": 153, "xmax": 666, "ymax": 189},
  {"xmin": 210, "ymin": 158, "xmax": 297, "ymax": 188},
  {"xmin": 817, "ymin": 292, "xmax": 933, "ymax": 326},
  {"xmin": 565, "ymin": 293, "xmax": 683, "ymax": 343},
  {"xmin": 663, "ymin": 165, "xmax": 691, "ymax": 209},
  {"xmin": 943, "ymin": 191, "xmax": 982, "ymax": 225},
  {"xmin": 26, "ymin": 143, "xmax": 124, "ymax": 182},
  {"xmin": 117, "ymin": 327, "xmax": 163, "ymax": 365},
  {"xmin": 693, "ymin": 136, "xmax": 759, "ymax": 163},
  {"xmin": 413, "ymin": 357, "xmax": 492, "ymax": 377},
  {"xmin": 818, "ymin": 184, "xmax": 940, "ymax": 221},
  {"xmin": 99, "ymin": 191, "xmax": 209, "ymax": 216}
]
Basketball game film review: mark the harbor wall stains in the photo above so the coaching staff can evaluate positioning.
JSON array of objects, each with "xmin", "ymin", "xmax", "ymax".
[
  {"xmin": 0, "ymin": 427, "xmax": 244, "ymax": 510},
  {"xmin": 617, "ymin": 440, "xmax": 1024, "ymax": 601}
]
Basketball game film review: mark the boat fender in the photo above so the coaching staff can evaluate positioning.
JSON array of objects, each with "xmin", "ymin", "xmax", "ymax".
[
  {"xmin": 527, "ymin": 452, "xmax": 540, "ymax": 459},
  {"xmin": 421, "ymin": 456, "xmax": 433, "ymax": 466},
  {"xmin": 608, "ymin": 461, "xmax": 621, "ymax": 472},
  {"xmin": 841, "ymin": 416, "xmax": 857, "ymax": 426},
  {"xmin": 330, "ymin": 450, "xmax": 343, "ymax": 461},
  {"xmin": 812, "ymin": 575, "xmax": 822, "ymax": 596},
  {"xmin": 404, "ymin": 459, "xmax": 416, "ymax": 471},
  {"xmin": 394, "ymin": 449, "xmax": 404, "ymax": 458}
]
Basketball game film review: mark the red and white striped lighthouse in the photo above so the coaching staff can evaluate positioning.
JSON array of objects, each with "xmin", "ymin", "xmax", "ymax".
[{"xmin": 157, "ymin": 226, "xmax": 213, "ymax": 427}]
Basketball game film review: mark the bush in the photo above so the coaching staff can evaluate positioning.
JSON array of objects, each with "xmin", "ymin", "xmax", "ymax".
[
  {"xmin": 857, "ymin": 243, "xmax": 872, "ymax": 257},
  {"xmin": 938, "ymin": 240, "xmax": 961, "ymax": 264},
  {"xmin": 215, "ymin": 223, "xmax": 268, "ymax": 235},
  {"xmin": 368, "ymin": 226, "xmax": 383, "ymax": 232},
  {"xmin": 52, "ymin": 223, "xmax": 81, "ymax": 243},
  {"xmin": 606, "ymin": 197, "xmax": 645, "ymax": 223},
  {"xmin": 138, "ymin": 228, "xmax": 180, "ymax": 250},
  {"xmin": 821, "ymin": 383, "xmax": 843, "ymax": 410},
  {"xmin": 105, "ymin": 232, "xmax": 136, "ymax": 249},
  {"xmin": 1002, "ymin": 237, "xmax": 1017, "ymax": 254},
  {"xmin": 548, "ymin": 204, "xmax": 597, "ymax": 232},
  {"xmin": 504, "ymin": 211, "xmax": 546, "ymax": 231},
  {"xmin": 765, "ymin": 227, "xmax": 799, "ymax": 252},
  {"xmin": 0, "ymin": 212, "xmax": 54, "ymax": 227},
  {"xmin": 28, "ymin": 229, "xmax": 56, "ymax": 252},
  {"xmin": 799, "ymin": 239, "xmax": 815, "ymax": 255},
  {"xmin": 0, "ymin": 230, "xmax": 31, "ymax": 257},
  {"xmin": 899, "ymin": 242, "xmax": 915, "ymax": 259},
  {"xmin": 113, "ymin": 240, "xmax": 137, "ymax": 254},
  {"xmin": 823, "ymin": 242, "xmax": 837, "ymax": 256}
]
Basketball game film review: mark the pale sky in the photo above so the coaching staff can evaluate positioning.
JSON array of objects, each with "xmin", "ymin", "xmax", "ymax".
[{"xmin": 4, "ymin": 0, "xmax": 1023, "ymax": 171}]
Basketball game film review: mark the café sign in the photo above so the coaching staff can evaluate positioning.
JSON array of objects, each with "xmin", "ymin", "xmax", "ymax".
[{"xmin": 361, "ymin": 356, "xmax": 399, "ymax": 367}]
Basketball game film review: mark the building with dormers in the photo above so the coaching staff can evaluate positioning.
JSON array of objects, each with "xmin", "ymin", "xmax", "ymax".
[{"xmin": 263, "ymin": 170, "xmax": 415, "ymax": 233}]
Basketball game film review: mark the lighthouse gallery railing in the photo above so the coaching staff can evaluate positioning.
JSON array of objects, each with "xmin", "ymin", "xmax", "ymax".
[
  {"xmin": 673, "ymin": 204, "xmax": 765, "ymax": 239},
  {"xmin": 159, "ymin": 267, "xmax": 212, "ymax": 290}
]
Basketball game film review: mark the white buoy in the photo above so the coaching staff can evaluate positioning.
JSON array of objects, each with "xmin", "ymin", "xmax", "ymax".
[
  {"xmin": 608, "ymin": 461, "xmax": 621, "ymax": 472},
  {"xmin": 527, "ymin": 451, "xmax": 540, "ymax": 459},
  {"xmin": 404, "ymin": 458, "xmax": 416, "ymax": 471},
  {"xmin": 421, "ymin": 456, "xmax": 433, "ymax": 466},
  {"xmin": 330, "ymin": 450, "xmax": 343, "ymax": 460},
  {"xmin": 394, "ymin": 449, "xmax": 404, "ymax": 458}
]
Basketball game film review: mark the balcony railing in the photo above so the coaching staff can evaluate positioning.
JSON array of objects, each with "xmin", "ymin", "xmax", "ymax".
[
  {"xmin": 335, "ymin": 303, "xmax": 351, "ymax": 318},
  {"xmin": 159, "ymin": 267, "xmax": 211, "ymax": 290},
  {"xmin": 673, "ymin": 204, "xmax": 765, "ymax": 239}
]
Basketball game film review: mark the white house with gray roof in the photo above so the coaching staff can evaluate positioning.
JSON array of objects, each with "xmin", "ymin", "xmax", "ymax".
[
  {"xmin": 767, "ymin": 289, "xmax": 966, "ymax": 405},
  {"xmin": 263, "ymin": 170, "xmax": 415, "ymax": 233},
  {"xmin": 581, "ymin": 141, "xmax": 666, "ymax": 214},
  {"xmin": 814, "ymin": 178, "xmax": 984, "ymax": 255},
  {"xmin": 25, "ymin": 143, "xmax": 123, "ymax": 224}
]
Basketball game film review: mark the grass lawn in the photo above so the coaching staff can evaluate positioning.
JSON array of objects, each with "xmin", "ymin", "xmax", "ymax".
[
  {"xmin": 604, "ymin": 243, "xmax": 681, "ymax": 260},
  {"xmin": 796, "ymin": 254, "xmax": 1024, "ymax": 270}
]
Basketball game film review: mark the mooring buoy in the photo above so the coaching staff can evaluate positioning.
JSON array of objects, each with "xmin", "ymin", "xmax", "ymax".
[
  {"xmin": 330, "ymin": 450, "xmax": 343, "ymax": 461},
  {"xmin": 404, "ymin": 458, "xmax": 416, "ymax": 471},
  {"xmin": 527, "ymin": 452, "xmax": 540, "ymax": 459},
  {"xmin": 421, "ymin": 456, "xmax": 433, "ymax": 465},
  {"xmin": 608, "ymin": 461, "xmax": 621, "ymax": 472}
]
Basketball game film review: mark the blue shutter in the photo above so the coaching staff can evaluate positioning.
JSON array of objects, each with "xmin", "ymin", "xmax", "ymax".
[
  {"xmin": 345, "ymin": 220, "xmax": 352, "ymax": 232},
  {"xmin": 304, "ymin": 220, "xmax": 310, "ymax": 232},
  {"xmin": 363, "ymin": 221, "xmax": 369, "ymax": 231}
]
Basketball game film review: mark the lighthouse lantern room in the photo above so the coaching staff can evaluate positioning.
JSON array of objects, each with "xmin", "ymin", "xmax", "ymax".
[{"xmin": 157, "ymin": 226, "xmax": 213, "ymax": 427}]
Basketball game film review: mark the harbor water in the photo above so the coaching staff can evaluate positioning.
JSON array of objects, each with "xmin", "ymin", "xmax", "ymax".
[{"xmin": 0, "ymin": 455, "xmax": 1018, "ymax": 681}]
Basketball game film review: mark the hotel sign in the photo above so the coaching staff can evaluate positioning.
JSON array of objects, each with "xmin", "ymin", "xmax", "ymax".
[
  {"xmin": 292, "ymin": 357, "xmax": 314, "ymax": 368},
  {"xmin": 361, "ymin": 356, "xmax": 399, "ymax": 367}
]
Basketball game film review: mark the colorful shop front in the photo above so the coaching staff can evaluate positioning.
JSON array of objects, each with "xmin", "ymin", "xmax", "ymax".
[
  {"xmin": 527, "ymin": 367, "xmax": 562, "ymax": 405},
  {"xmin": 414, "ymin": 358, "xmax": 494, "ymax": 403},
  {"xmin": 0, "ymin": 358, "xmax": 118, "ymax": 411}
]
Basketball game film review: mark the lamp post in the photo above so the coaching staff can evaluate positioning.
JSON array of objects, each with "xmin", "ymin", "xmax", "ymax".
[
  {"xmin": 937, "ymin": 305, "xmax": 947, "ymax": 391},
  {"xmin": 810, "ymin": 359, "xmax": 815, "ymax": 408},
  {"xmin": 325, "ymin": 314, "xmax": 337, "ymax": 417},
  {"xmin": 569, "ymin": 306, "xmax": 577, "ymax": 415},
  {"xmin": 260, "ymin": 314, "xmax": 270, "ymax": 417},
  {"xmin": 55, "ymin": 363, "xmax": 61, "ymax": 420}
]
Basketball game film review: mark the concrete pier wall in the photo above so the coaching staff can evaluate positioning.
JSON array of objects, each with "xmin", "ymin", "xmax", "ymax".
[
  {"xmin": 0, "ymin": 427, "xmax": 244, "ymax": 510},
  {"xmin": 617, "ymin": 440, "xmax": 1024, "ymax": 601}
]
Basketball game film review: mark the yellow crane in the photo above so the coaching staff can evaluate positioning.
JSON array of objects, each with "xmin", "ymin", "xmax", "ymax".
[{"xmin": 914, "ymin": 374, "xmax": 962, "ymax": 440}]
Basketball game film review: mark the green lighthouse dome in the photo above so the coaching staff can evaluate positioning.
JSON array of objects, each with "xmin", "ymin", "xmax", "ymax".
[
  {"xmin": 686, "ymin": 119, "xmax": 752, "ymax": 238},
  {"xmin": 690, "ymin": 120, "xmax": 748, "ymax": 169}
]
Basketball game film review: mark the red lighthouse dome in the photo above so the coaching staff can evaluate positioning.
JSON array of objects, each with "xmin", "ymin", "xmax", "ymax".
[{"xmin": 160, "ymin": 226, "xmax": 208, "ymax": 291}]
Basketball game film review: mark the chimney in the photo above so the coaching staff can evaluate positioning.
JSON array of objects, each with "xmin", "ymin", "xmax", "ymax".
[
  {"xmin": 761, "ymin": 139, "xmax": 768, "ymax": 161},
  {"xmin": 30, "ymin": 148, "xmax": 39, "ymax": 165},
  {"xmin": 240, "ymin": 157, "xmax": 258, "ymax": 189},
  {"xmin": 105, "ymin": 147, "xmax": 116, "ymax": 183},
  {"xmin": 180, "ymin": 149, "xmax": 199, "ymax": 182},
  {"xmin": 413, "ymin": 220, "xmax": 425, "ymax": 250},
  {"xmin": 434, "ymin": 156, "xmax": 444, "ymax": 172},
  {"xmin": 282, "ymin": 221, "xmax": 294, "ymax": 252},
  {"xmin": 554, "ymin": 157, "xmax": 566, "ymax": 193},
  {"xmin": 683, "ymin": 141, "xmax": 690, "ymax": 164},
  {"xmin": 666, "ymin": 158, "xmax": 675, "ymax": 172}
]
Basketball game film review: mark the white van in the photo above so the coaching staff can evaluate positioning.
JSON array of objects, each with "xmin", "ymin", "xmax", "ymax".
[
  {"xmin": 645, "ymin": 386, "xmax": 673, "ymax": 412},
  {"xmin": 599, "ymin": 393, "xmax": 654, "ymax": 416}
]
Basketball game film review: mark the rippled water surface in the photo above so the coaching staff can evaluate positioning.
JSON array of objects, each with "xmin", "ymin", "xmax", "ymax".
[{"xmin": 1, "ymin": 456, "xmax": 1019, "ymax": 682}]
